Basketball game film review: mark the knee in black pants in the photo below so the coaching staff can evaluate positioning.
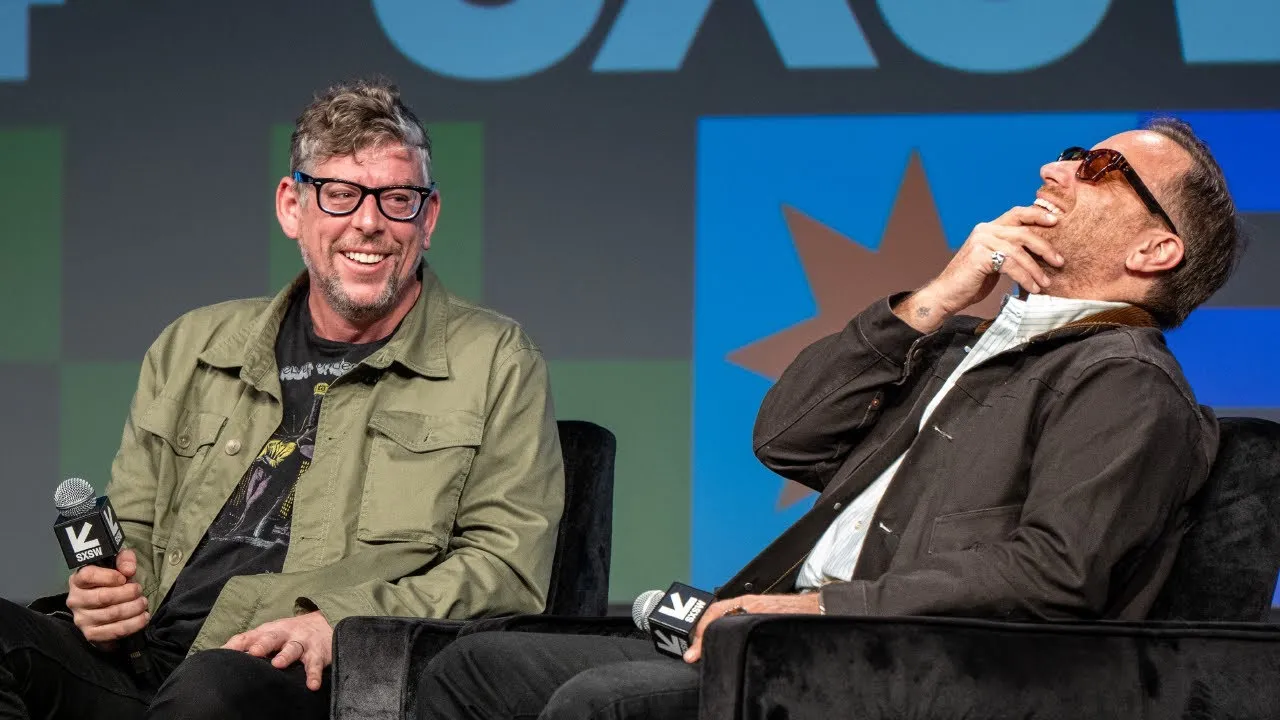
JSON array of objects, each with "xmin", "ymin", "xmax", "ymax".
[{"xmin": 148, "ymin": 650, "xmax": 258, "ymax": 719}]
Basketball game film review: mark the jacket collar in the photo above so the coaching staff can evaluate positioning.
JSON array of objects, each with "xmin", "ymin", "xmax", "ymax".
[
  {"xmin": 198, "ymin": 262, "xmax": 451, "ymax": 393},
  {"xmin": 974, "ymin": 304, "xmax": 1159, "ymax": 340}
]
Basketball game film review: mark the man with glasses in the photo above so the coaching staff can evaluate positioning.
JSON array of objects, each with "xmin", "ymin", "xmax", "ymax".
[
  {"xmin": 0, "ymin": 79, "xmax": 564, "ymax": 720},
  {"xmin": 419, "ymin": 118, "xmax": 1240, "ymax": 720}
]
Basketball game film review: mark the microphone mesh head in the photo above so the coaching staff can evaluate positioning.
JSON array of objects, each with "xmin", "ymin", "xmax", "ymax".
[
  {"xmin": 631, "ymin": 590, "xmax": 665, "ymax": 632},
  {"xmin": 54, "ymin": 478, "xmax": 96, "ymax": 518}
]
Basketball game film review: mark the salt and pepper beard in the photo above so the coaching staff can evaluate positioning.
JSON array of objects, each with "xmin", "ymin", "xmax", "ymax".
[{"xmin": 300, "ymin": 242, "xmax": 422, "ymax": 324}]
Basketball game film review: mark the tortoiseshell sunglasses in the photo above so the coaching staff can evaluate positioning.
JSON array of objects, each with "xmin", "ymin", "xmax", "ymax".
[{"xmin": 1058, "ymin": 146, "xmax": 1178, "ymax": 235}]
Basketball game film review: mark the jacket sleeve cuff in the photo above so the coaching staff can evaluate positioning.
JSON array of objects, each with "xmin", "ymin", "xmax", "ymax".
[
  {"xmin": 854, "ymin": 293, "xmax": 927, "ymax": 367},
  {"xmin": 27, "ymin": 592, "xmax": 71, "ymax": 616},
  {"xmin": 295, "ymin": 588, "xmax": 378, "ymax": 627},
  {"xmin": 819, "ymin": 581, "xmax": 870, "ymax": 616}
]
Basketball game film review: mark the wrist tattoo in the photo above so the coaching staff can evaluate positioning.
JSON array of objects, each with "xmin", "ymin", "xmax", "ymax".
[{"xmin": 915, "ymin": 306, "xmax": 931, "ymax": 318}]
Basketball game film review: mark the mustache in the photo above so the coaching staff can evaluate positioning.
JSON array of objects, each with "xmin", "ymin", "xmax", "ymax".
[{"xmin": 1036, "ymin": 185, "xmax": 1070, "ymax": 207}]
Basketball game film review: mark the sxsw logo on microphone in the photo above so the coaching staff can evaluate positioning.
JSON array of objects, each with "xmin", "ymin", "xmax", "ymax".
[
  {"xmin": 54, "ymin": 497, "xmax": 125, "ymax": 569},
  {"xmin": 657, "ymin": 591, "xmax": 707, "ymax": 625},
  {"xmin": 66, "ymin": 522, "xmax": 102, "ymax": 562},
  {"xmin": 650, "ymin": 590, "xmax": 709, "ymax": 655}
]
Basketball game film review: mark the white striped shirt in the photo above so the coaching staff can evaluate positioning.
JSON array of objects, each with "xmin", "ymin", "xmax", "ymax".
[{"xmin": 794, "ymin": 293, "xmax": 1130, "ymax": 591}]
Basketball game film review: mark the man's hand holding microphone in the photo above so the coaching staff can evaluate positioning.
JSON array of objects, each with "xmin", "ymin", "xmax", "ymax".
[{"xmin": 66, "ymin": 548, "xmax": 149, "ymax": 649}]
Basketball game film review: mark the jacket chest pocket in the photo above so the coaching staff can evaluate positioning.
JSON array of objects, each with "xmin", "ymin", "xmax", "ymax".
[
  {"xmin": 137, "ymin": 397, "xmax": 227, "ymax": 496},
  {"xmin": 927, "ymin": 504, "xmax": 1021, "ymax": 555},
  {"xmin": 358, "ymin": 409, "xmax": 483, "ymax": 544}
]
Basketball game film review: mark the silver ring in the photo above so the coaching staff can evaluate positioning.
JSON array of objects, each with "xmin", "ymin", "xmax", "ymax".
[
  {"xmin": 990, "ymin": 250, "xmax": 1007, "ymax": 273},
  {"xmin": 287, "ymin": 640, "xmax": 305, "ymax": 651}
]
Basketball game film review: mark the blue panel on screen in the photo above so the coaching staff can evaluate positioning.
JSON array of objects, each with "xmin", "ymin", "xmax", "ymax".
[
  {"xmin": 693, "ymin": 110, "xmax": 1279, "ymax": 593},
  {"xmin": 1137, "ymin": 110, "xmax": 1280, "ymax": 213},
  {"xmin": 1168, "ymin": 308, "xmax": 1280, "ymax": 407}
]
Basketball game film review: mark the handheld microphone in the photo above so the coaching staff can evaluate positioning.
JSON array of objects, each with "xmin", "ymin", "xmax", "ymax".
[
  {"xmin": 631, "ymin": 582, "xmax": 715, "ymax": 659},
  {"xmin": 53, "ymin": 478, "xmax": 150, "ymax": 676}
]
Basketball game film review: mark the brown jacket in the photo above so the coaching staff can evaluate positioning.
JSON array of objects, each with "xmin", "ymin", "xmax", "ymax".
[{"xmin": 718, "ymin": 294, "xmax": 1217, "ymax": 621}]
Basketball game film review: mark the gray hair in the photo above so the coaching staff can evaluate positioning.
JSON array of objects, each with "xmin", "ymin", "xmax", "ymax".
[{"xmin": 291, "ymin": 78, "xmax": 432, "ymax": 184}]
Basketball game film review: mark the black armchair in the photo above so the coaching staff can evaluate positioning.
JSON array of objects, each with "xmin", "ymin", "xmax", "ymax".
[
  {"xmin": 698, "ymin": 416, "xmax": 1280, "ymax": 719},
  {"xmin": 333, "ymin": 416, "xmax": 1280, "ymax": 719},
  {"xmin": 329, "ymin": 419, "xmax": 617, "ymax": 720}
]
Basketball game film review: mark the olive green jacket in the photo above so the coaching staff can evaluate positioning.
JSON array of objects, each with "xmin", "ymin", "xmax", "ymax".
[{"xmin": 102, "ymin": 266, "xmax": 563, "ymax": 653}]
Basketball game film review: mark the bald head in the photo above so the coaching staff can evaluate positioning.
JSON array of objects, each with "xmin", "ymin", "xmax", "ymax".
[{"xmin": 1092, "ymin": 129, "xmax": 1193, "ymax": 230}]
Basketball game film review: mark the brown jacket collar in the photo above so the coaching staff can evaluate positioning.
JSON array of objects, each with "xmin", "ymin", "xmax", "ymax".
[{"xmin": 974, "ymin": 304, "xmax": 1160, "ymax": 339}]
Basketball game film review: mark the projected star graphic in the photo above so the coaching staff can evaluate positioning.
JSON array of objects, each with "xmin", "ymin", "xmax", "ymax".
[
  {"xmin": 727, "ymin": 152, "xmax": 1004, "ymax": 508},
  {"xmin": 693, "ymin": 110, "xmax": 1280, "ymax": 592}
]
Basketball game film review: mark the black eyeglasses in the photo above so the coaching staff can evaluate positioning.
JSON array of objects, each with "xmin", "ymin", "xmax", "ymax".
[
  {"xmin": 1057, "ymin": 147, "xmax": 1178, "ymax": 236},
  {"xmin": 292, "ymin": 171, "xmax": 436, "ymax": 222}
]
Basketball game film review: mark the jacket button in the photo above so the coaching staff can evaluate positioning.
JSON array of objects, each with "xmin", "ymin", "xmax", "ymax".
[
  {"xmin": 833, "ymin": 502, "xmax": 843, "ymax": 511},
  {"xmin": 744, "ymin": 582, "xmax": 755, "ymax": 592},
  {"xmin": 167, "ymin": 549, "xmax": 183, "ymax": 565},
  {"xmin": 225, "ymin": 439, "xmax": 242, "ymax": 455},
  {"xmin": 177, "ymin": 434, "xmax": 191, "ymax": 449}
]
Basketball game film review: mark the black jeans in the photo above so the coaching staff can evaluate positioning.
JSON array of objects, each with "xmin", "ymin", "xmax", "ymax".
[
  {"xmin": 0, "ymin": 598, "xmax": 330, "ymax": 719},
  {"xmin": 419, "ymin": 631, "xmax": 701, "ymax": 720}
]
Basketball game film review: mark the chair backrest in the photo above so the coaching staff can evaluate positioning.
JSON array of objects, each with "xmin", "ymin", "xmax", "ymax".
[
  {"xmin": 544, "ymin": 420, "xmax": 617, "ymax": 616},
  {"xmin": 1149, "ymin": 416, "xmax": 1280, "ymax": 622}
]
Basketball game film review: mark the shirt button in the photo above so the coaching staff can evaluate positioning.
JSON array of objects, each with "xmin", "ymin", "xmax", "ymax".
[
  {"xmin": 225, "ymin": 439, "xmax": 242, "ymax": 455},
  {"xmin": 855, "ymin": 521, "xmax": 864, "ymax": 530},
  {"xmin": 167, "ymin": 549, "xmax": 183, "ymax": 565},
  {"xmin": 177, "ymin": 434, "xmax": 191, "ymax": 449},
  {"xmin": 833, "ymin": 502, "xmax": 843, "ymax": 511},
  {"xmin": 744, "ymin": 582, "xmax": 755, "ymax": 592}
]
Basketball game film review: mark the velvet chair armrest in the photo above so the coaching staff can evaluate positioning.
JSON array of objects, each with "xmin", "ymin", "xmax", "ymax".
[
  {"xmin": 697, "ymin": 615, "xmax": 1280, "ymax": 720},
  {"xmin": 331, "ymin": 615, "xmax": 643, "ymax": 720},
  {"xmin": 330, "ymin": 616, "xmax": 468, "ymax": 720}
]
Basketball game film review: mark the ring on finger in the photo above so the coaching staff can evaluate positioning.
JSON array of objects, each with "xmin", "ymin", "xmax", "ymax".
[
  {"xmin": 286, "ymin": 640, "xmax": 305, "ymax": 652},
  {"xmin": 990, "ymin": 250, "xmax": 1007, "ymax": 273},
  {"xmin": 723, "ymin": 604, "xmax": 748, "ymax": 617}
]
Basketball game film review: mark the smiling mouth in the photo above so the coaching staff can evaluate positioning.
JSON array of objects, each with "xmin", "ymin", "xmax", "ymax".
[
  {"xmin": 1034, "ymin": 197, "xmax": 1066, "ymax": 216},
  {"xmin": 340, "ymin": 251, "xmax": 389, "ymax": 265}
]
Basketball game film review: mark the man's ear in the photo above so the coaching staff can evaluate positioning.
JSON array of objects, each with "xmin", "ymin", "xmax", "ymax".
[
  {"xmin": 420, "ymin": 191, "xmax": 441, "ymax": 253},
  {"xmin": 276, "ymin": 177, "xmax": 301, "ymax": 240},
  {"xmin": 1126, "ymin": 229, "xmax": 1184, "ymax": 274}
]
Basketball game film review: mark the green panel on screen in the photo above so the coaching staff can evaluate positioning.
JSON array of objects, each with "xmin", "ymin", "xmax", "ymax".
[
  {"xmin": 0, "ymin": 128, "xmax": 61, "ymax": 362},
  {"xmin": 267, "ymin": 122, "xmax": 484, "ymax": 301},
  {"xmin": 59, "ymin": 362, "xmax": 142, "ymax": 490},
  {"xmin": 425, "ymin": 122, "xmax": 483, "ymax": 302},
  {"xmin": 549, "ymin": 360, "xmax": 691, "ymax": 604}
]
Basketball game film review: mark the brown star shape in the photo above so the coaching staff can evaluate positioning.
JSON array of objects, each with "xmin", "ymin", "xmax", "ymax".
[{"xmin": 729, "ymin": 151, "xmax": 1005, "ymax": 508}]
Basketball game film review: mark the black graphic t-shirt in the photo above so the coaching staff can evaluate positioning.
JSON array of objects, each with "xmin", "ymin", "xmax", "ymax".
[{"xmin": 148, "ymin": 293, "xmax": 391, "ymax": 657}]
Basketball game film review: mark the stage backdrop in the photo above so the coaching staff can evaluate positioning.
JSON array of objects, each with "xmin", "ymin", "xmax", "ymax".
[{"xmin": 0, "ymin": 1, "xmax": 1277, "ymax": 606}]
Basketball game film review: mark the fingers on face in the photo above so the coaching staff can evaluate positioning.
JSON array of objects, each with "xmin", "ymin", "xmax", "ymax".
[
  {"xmin": 984, "ymin": 228, "xmax": 1061, "ymax": 292},
  {"xmin": 1007, "ymin": 205, "xmax": 1060, "ymax": 228}
]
